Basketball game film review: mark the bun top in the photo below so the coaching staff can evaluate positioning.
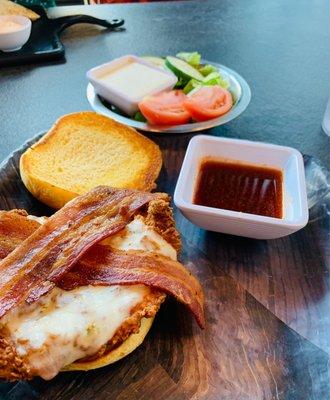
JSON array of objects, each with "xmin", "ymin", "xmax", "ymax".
[{"xmin": 20, "ymin": 112, "xmax": 162, "ymax": 209}]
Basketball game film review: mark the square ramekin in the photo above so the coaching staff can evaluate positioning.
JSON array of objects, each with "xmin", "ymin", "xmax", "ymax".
[
  {"xmin": 87, "ymin": 55, "xmax": 178, "ymax": 116},
  {"xmin": 174, "ymin": 135, "xmax": 309, "ymax": 239}
]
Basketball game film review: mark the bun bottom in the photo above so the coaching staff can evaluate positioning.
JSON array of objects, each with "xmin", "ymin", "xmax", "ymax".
[{"xmin": 62, "ymin": 317, "xmax": 154, "ymax": 372}]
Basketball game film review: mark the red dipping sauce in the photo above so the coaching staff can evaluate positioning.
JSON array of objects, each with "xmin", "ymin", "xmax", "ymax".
[{"xmin": 193, "ymin": 158, "xmax": 283, "ymax": 219}]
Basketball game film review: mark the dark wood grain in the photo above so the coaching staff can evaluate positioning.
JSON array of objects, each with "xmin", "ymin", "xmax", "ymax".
[{"xmin": 0, "ymin": 134, "xmax": 329, "ymax": 400}]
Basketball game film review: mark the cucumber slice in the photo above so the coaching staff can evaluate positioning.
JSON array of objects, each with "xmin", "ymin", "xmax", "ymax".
[
  {"xmin": 142, "ymin": 56, "xmax": 166, "ymax": 68},
  {"xmin": 165, "ymin": 56, "xmax": 204, "ymax": 83}
]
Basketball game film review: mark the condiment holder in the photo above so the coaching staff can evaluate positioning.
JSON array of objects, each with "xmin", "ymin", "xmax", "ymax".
[
  {"xmin": 0, "ymin": 15, "xmax": 31, "ymax": 52},
  {"xmin": 87, "ymin": 55, "xmax": 178, "ymax": 116},
  {"xmin": 174, "ymin": 135, "xmax": 308, "ymax": 239}
]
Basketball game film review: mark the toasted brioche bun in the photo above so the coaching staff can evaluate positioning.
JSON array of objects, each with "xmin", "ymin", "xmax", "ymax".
[
  {"xmin": 0, "ymin": 0, "xmax": 39, "ymax": 20},
  {"xmin": 20, "ymin": 112, "xmax": 162, "ymax": 209},
  {"xmin": 63, "ymin": 317, "xmax": 154, "ymax": 371}
]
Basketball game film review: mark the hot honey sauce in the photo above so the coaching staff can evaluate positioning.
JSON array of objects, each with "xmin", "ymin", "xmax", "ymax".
[{"xmin": 193, "ymin": 158, "xmax": 283, "ymax": 219}]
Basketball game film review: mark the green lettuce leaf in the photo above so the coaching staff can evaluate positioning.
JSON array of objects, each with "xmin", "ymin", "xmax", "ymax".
[
  {"xmin": 183, "ymin": 79, "xmax": 203, "ymax": 94},
  {"xmin": 203, "ymin": 72, "xmax": 229, "ymax": 89},
  {"xmin": 183, "ymin": 71, "xmax": 230, "ymax": 94},
  {"xmin": 133, "ymin": 111, "xmax": 147, "ymax": 122},
  {"xmin": 198, "ymin": 64, "xmax": 218, "ymax": 76},
  {"xmin": 176, "ymin": 52, "xmax": 201, "ymax": 67},
  {"xmin": 174, "ymin": 76, "xmax": 186, "ymax": 89}
]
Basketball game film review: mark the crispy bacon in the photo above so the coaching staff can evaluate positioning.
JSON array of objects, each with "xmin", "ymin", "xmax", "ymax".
[
  {"xmin": 0, "ymin": 190, "xmax": 205, "ymax": 328},
  {"xmin": 0, "ymin": 210, "xmax": 40, "ymax": 260},
  {"xmin": 0, "ymin": 187, "xmax": 161, "ymax": 317},
  {"xmin": 57, "ymin": 247, "xmax": 205, "ymax": 328}
]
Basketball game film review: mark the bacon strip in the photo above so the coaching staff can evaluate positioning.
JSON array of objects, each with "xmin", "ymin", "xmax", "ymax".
[
  {"xmin": 0, "ymin": 198, "xmax": 205, "ymax": 328},
  {"xmin": 0, "ymin": 210, "xmax": 40, "ymax": 260},
  {"xmin": 0, "ymin": 187, "xmax": 161, "ymax": 317},
  {"xmin": 57, "ymin": 247, "xmax": 205, "ymax": 328}
]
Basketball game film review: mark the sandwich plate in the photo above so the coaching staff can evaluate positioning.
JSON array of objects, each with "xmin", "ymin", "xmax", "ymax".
[{"xmin": 86, "ymin": 62, "xmax": 251, "ymax": 134}]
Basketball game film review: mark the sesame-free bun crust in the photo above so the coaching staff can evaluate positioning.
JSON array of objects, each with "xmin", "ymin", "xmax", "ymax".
[
  {"xmin": 20, "ymin": 112, "xmax": 162, "ymax": 209},
  {"xmin": 63, "ymin": 317, "xmax": 154, "ymax": 371}
]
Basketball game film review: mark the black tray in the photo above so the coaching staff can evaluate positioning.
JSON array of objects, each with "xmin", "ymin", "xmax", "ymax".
[{"xmin": 0, "ymin": 5, "xmax": 124, "ymax": 67}]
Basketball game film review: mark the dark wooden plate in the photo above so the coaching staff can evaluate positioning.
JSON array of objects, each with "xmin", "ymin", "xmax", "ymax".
[{"xmin": 0, "ymin": 134, "xmax": 329, "ymax": 399}]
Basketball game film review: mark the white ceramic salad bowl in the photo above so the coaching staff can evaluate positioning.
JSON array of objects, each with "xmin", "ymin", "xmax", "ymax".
[{"xmin": 87, "ymin": 61, "xmax": 251, "ymax": 134}]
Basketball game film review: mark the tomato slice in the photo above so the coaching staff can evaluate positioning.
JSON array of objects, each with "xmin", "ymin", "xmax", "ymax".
[
  {"xmin": 138, "ymin": 90, "xmax": 191, "ymax": 125},
  {"xmin": 183, "ymin": 86, "xmax": 233, "ymax": 122}
]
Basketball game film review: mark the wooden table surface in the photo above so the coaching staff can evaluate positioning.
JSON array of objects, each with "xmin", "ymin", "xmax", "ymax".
[{"xmin": 0, "ymin": 1, "xmax": 329, "ymax": 399}]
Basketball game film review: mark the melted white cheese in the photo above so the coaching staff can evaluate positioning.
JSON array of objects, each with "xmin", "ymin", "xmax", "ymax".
[
  {"xmin": 3, "ymin": 217, "xmax": 176, "ymax": 380},
  {"xmin": 107, "ymin": 217, "xmax": 176, "ymax": 260}
]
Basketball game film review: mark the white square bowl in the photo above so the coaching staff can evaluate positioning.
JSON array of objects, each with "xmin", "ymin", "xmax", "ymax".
[
  {"xmin": 174, "ymin": 135, "xmax": 309, "ymax": 239},
  {"xmin": 86, "ymin": 55, "xmax": 178, "ymax": 116}
]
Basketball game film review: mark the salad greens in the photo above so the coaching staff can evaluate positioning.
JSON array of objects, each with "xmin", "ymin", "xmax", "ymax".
[
  {"xmin": 174, "ymin": 52, "xmax": 229, "ymax": 92},
  {"xmin": 136, "ymin": 51, "xmax": 230, "ymax": 121},
  {"xmin": 134, "ymin": 111, "xmax": 147, "ymax": 122},
  {"xmin": 176, "ymin": 51, "xmax": 201, "ymax": 67},
  {"xmin": 203, "ymin": 71, "xmax": 229, "ymax": 88},
  {"xmin": 182, "ymin": 79, "xmax": 201, "ymax": 94},
  {"xmin": 141, "ymin": 51, "xmax": 229, "ymax": 93},
  {"xmin": 198, "ymin": 64, "xmax": 218, "ymax": 76}
]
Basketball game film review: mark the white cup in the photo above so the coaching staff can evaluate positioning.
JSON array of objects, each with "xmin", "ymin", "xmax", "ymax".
[{"xmin": 0, "ymin": 15, "xmax": 32, "ymax": 52}]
